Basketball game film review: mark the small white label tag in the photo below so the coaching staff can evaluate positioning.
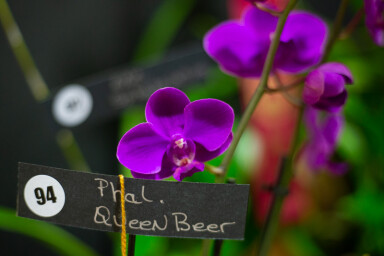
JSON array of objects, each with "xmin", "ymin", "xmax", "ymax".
[
  {"xmin": 52, "ymin": 84, "xmax": 93, "ymax": 127},
  {"xmin": 23, "ymin": 175, "xmax": 66, "ymax": 217}
]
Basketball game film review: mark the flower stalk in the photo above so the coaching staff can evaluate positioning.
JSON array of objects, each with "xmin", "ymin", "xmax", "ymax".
[
  {"xmin": 0, "ymin": 0, "xmax": 90, "ymax": 172},
  {"xmin": 217, "ymin": 0, "xmax": 299, "ymax": 183},
  {"xmin": 322, "ymin": 0, "xmax": 350, "ymax": 62},
  {"xmin": 272, "ymin": 73, "xmax": 304, "ymax": 107},
  {"xmin": 264, "ymin": 76, "xmax": 305, "ymax": 94},
  {"xmin": 257, "ymin": 1, "xmax": 352, "ymax": 254},
  {"xmin": 339, "ymin": 7, "xmax": 364, "ymax": 40},
  {"xmin": 256, "ymin": 106, "xmax": 304, "ymax": 256},
  {"xmin": 254, "ymin": 3, "xmax": 283, "ymax": 17},
  {"xmin": 0, "ymin": 0, "xmax": 49, "ymax": 102}
]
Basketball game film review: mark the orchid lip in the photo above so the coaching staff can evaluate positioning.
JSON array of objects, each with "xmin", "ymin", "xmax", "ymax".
[{"xmin": 167, "ymin": 134, "xmax": 196, "ymax": 167}]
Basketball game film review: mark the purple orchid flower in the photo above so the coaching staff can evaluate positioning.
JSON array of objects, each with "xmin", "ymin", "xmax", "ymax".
[
  {"xmin": 203, "ymin": 7, "xmax": 327, "ymax": 78},
  {"xmin": 303, "ymin": 62, "xmax": 353, "ymax": 113},
  {"xmin": 116, "ymin": 87, "xmax": 234, "ymax": 181},
  {"xmin": 245, "ymin": 0, "xmax": 289, "ymax": 12},
  {"xmin": 364, "ymin": 0, "xmax": 384, "ymax": 46},
  {"xmin": 246, "ymin": 0, "xmax": 268, "ymax": 3},
  {"xmin": 302, "ymin": 107, "xmax": 347, "ymax": 175}
]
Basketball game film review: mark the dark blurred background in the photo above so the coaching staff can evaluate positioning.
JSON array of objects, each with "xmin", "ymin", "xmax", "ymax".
[
  {"xmin": 1, "ymin": 0, "xmax": 384, "ymax": 255},
  {"xmin": 0, "ymin": 1, "xmax": 227, "ymax": 255}
]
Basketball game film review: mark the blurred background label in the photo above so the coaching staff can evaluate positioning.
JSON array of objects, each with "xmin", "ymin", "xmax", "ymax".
[{"xmin": 46, "ymin": 46, "xmax": 212, "ymax": 130}]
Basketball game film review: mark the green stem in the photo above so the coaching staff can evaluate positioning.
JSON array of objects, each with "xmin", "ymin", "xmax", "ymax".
[
  {"xmin": 272, "ymin": 73, "xmax": 303, "ymax": 107},
  {"xmin": 132, "ymin": 0, "xmax": 195, "ymax": 63},
  {"xmin": 257, "ymin": 107, "xmax": 304, "ymax": 256},
  {"xmin": 56, "ymin": 129, "xmax": 91, "ymax": 172},
  {"xmin": 254, "ymin": 3, "xmax": 283, "ymax": 17},
  {"xmin": 0, "ymin": 0, "xmax": 49, "ymax": 102},
  {"xmin": 339, "ymin": 7, "xmax": 364, "ymax": 40},
  {"xmin": 205, "ymin": 163, "xmax": 223, "ymax": 176},
  {"xmin": 322, "ymin": 0, "xmax": 350, "ymax": 62},
  {"xmin": 200, "ymin": 239, "xmax": 211, "ymax": 256},
  {"xmin": 216, "ymin": 0, "xmax": 299, "ymax": 183},
  {"xmin": 264, "ymin": 76, "xmax": 305, "ymax": 93},
  {"xmin": 256, "ymin": 1, "xmax": 352, "ymax": 255},
  {"xmin": 0, "ymin": 0, "xmax": 90, "ymax": 172}
]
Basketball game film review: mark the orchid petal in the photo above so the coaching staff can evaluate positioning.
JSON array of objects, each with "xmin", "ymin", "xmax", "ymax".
[
  {"xmin": 244, "ymin": 7, "xmax": 278, "ymax": 38},
  {"xmin": 277, "ymin": 11, "xmax": 327, "ymax": 72},
  {"xmin": 322, "ymin": 72, "xmax": 346, "ymax": 97},
  {"xmin": 173, "ymin": 161, "xmax": 205, "ymax": 181},
  {"xmin": 327, "ymin": 162, "xmax": 349, "ymax": 175},
  {"xmin": 195, "ymin": 133, "xmax": 233, "ymax": 162},
  {"xmin": 183, "ymin": 99, "xmax": 234, "ymax": 151},
  {"xmin": 203, "ymin": 21, "xmax": 268, "ymax": 77},
  {"xmin": 131, "ymin": 155, "xmax": 175, "ymax": 180},
  {"xmin": 145, "ymin": 87, "xmax": 190, "ymax": 138},
  {"xmin": 313, "ymin": 90, "xmax": 348, "ymax": 112},
  {"xmin": 364, "ymin": 0, "xmax": 384, "ymax": 46},
  {"xmin": 323, "ymin": 114, "xmax": 343, "ymax": 146},
  {"xmin": 304, "ymin": 135, "xmax": 333, "ymax": 170},
  {"xmin": 117, "ymin": 123, "xmax": 169, "ymax": 174},
  {"xmin": 303, "ymin": 70, "xmax": 324, "ymax": 105},
  {"xmin": 318, "ymin": 62, "xmax": 354, "ymax": 84}
]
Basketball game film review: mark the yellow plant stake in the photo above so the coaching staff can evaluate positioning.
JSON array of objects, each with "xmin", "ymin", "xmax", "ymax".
[{"xmin": 119, "ymin": 175, "xmax": 127, "ymax": 256}]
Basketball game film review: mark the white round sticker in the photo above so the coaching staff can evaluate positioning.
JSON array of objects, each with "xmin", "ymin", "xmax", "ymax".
[
  {"xmin": 52, "ymin": 84, "xmax": 93, "ymax": 127},
  {"xmin": 24, "ymin": 175, "xmax": 66, "ymax": 217}
]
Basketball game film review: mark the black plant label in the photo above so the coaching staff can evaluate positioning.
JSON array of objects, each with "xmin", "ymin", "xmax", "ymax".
[
  {"xmin": 46, "ymin": 46, "xmax": 212, "ymax": 130},
  {"xmin": 17, "ymin": 162, "xmax": 249, "ymax": 240}
]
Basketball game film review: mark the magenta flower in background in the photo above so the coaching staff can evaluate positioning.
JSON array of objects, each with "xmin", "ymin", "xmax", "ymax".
[
  {"xmin": 245, "ymin": 0, "xmax": 290, "ymax": 12},
  {"xmin": 117, "ymin": 87, "xmax": 234, "ymax": 181},
  {"xmin": 364, "ymin": 0, "xmax": 384, "ymax": 46},
  {"xmin": 203, "ymin": 7, "xmax": 327, "ymax": 78},
  {"xmin": 246, "ymin": 0, "xmax": 268, "ymax": 3},
  {"xmin": 302, "ymin": 107, "xmax": 347, "ymax": 175},
  {"xmin": 303, "ymin": 62, "xmax": 353, "ymax": 113}
]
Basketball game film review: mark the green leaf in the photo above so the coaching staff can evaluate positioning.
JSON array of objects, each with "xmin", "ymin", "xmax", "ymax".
[
  {"xmin": 338, "ymin": 121, "xmax": 368, "ymax": 166},
  {"xmin": 339, "ymin": 188, "xmax": 384, "ymax": 229},
  {"xmin": 338, "ymin": 188, "xmax": 384, "ymax": 253},
  {"xmin": 0, "ymin": 207, "xmax": 99, "ymax": 256},
  {"xmin": 344, "ymin": 95, "xmax": 384, "ymax": 159},
  {"xmin": 133, "ymin": 0, "xmax": 196, "ymax": 63},
  {"xmin": 283, "ymin": 228, "xmax": 326, "ymax": 256}
]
